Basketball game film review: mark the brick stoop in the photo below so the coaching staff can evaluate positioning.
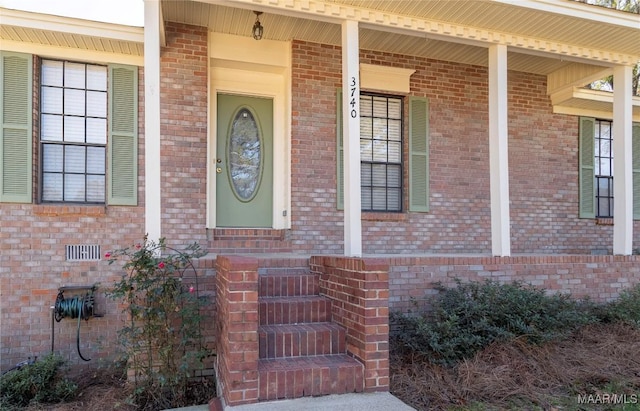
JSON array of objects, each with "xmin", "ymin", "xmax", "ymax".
[{"xmin": 257, "ymin": 269, "xmax": 364, "ymax": 401}]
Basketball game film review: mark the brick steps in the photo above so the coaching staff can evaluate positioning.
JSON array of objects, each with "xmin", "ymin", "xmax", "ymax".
[
  {"xmin": 258, "ymin": 271, "xmax": 319, "ymax": 297},
  {"xmin": 258, "ymin": 295, "xmax": 331, "ymax": 325},
  {"xmin": 258, "ymin": 355, "xmax": 364, "ymax": 401},
  {"xmin": 257, "ymin": 268, "xmax": 364, "ymax": 401},
  {"xmin": 258, "ymin": 322, "xmax": 346, "ymax": 358}
]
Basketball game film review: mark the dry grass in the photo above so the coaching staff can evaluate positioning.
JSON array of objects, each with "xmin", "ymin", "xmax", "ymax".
[{"xmin": 390, "ymin": 323, "xmax": 640, "ymax": 410}]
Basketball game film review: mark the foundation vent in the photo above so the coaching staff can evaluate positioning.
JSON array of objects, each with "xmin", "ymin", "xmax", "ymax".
[{"xmin": 65, "ymin": 244, "xmax": 101, "ymax": 261}]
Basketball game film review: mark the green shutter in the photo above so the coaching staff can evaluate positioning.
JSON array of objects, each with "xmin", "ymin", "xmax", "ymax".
[
  {"xmin": 0, "ymin": 52, "xmax": 33, "ymax": 203},
  {"xmin": 336, "ymin": 88, "xmax": 344, "ymax": 210},
  {"xmin": 633, "ymin": 122, "xmax": 640, "ymax": 220},
  {"xmin": 579, "ymin": 117, "xmax": 596, "ymax": 218},
  {"xmin": 108, "ymin": 64, "xmax": 138, "ymax": 206},
  {"xmin": 409, "ymin": 96, "xmax": 429, "ymax": 212}
]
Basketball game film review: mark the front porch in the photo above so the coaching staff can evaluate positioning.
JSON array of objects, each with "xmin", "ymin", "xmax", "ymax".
[{"xmin": 140, "ymin": 0, "xmax": 640, "ymax": 259}]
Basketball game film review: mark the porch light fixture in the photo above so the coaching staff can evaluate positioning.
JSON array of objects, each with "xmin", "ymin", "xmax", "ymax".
[{"xmin": 252, "ymin": 11, "xmax": 264, "ymax": 40}]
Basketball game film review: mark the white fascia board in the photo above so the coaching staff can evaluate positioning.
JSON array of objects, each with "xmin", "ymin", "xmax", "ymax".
[
  {"xmin": 0, "ymin": 8, "xmax": 144, "ymax": 43},
  {"xmin": 553, "ymin": 105, "xmax": 640, "ymax": 122},
  {"xmin": 550, "ymin": 87, "xmax": 616, "ymax": 105},
  {"xmin": 493, "ymin": 0, "xmax": 640, "ymax": 29},
  {"xmin": 550, "ymin": 87, "xmax": 640, "ymax": 121}
]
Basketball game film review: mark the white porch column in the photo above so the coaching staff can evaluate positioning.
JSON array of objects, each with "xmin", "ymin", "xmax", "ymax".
[
  {"xmin": 488, "ymin": 44, "xmax": 511, "ymax": 257},
  {"xmin": 341, "ymin": 20, "xmax": 362, "ymax": 257},
  {"xmin": 612, "ymin": 64, "xmax": 633, "ymax": 255},
  {"xmin": 144, "ymin": 0, "xmax": 162, "ymax": 243}
]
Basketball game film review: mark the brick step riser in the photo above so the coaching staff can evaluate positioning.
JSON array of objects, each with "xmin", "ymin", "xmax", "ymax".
[
  {"xmin": 259, "ymin": 297, "xmax": 331, "ymax": 325},
  {"xmin": 259, "ymin": 325, "xmax": 346, "ymax": 359},
  {"xmin": 258, "ymin": 357, "xmax": 364, "ymax": 401},
  {"xmin": 258, "ymin": 273, "xmax": 319, "ymax": 298},
  {"xmin": 256, "ymin": 270, "xmax": 365, "ymax": 402}
]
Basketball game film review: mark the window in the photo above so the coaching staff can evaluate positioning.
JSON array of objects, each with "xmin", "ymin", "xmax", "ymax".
[
  {"xmin": 0, "ymin": 51, "xmax": 138, "ymax": 205},
  {"xmin": 594, "ymin": 119, "xmax": 613, "ymax": 217},
  {"xmin": 360, "ymin": 94, "xmax": 403, "ymax": 211},
  {"xmin": 41, "ymin": 60, "xmax": 107, "ymax": 203},
  {"xmin": 579, "ymin": 117, "xmax": 640, "ymax": 219},
  {"xmin": 337, "ymin": 90, "xmax": 429, "ymax": 213}
]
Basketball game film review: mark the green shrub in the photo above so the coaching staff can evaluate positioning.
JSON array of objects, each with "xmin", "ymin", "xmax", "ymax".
[
  {"xmin": 391, "ymin": 279, "xmax": 599, "ymax": 366},
  {"xmin": 0, "ymin": 353, "xmax": 77, "ymax": 409},
  {"xmin": 601, "ymin": 283, "xmax": 640, "ymax": 327}
]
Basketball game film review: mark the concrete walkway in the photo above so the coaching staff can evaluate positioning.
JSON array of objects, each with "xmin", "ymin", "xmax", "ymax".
[{"xmin": 167, "ymin": 392, "xmax": 416, "ymax": 411}]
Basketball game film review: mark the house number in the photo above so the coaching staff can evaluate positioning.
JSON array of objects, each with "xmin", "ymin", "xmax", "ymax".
[{"xmin": 349, "ymin": 76, "xmax": 358, "ymax": 118}]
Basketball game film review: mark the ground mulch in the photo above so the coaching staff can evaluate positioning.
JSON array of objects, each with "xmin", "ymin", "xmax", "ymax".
[
  {"xmin": 22, "ymin": 366, "xmax": 136, "ymax": 411},
  {"xmin": 22, "ymin": 367, "xmax": 214, "ymax": 411},
  {"xmin": 390, "ymin": 323, "xmax": 640, "ymax": 410},
  {"xmin": 20, "ymin": 323, "xmax": 640, "ymax": 410}
]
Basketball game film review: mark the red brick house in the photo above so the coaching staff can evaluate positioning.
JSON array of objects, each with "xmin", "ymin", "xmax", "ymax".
[{"xmin": 1, "ymin": 0, "xmax": 639, "ymax": 406}]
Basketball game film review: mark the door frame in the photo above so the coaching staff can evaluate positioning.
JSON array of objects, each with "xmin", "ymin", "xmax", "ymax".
[{"xmin": 207, "ymin": 33, "xmax": 291, "ymax": 229}]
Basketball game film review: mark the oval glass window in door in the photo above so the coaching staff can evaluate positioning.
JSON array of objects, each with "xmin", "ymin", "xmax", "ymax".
[{"xmin": 227, "ymin": 107, "xmax": 263, "ymax": 202}]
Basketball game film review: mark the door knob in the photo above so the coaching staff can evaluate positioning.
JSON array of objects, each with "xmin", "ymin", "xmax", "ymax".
[{"xmin": 216, "ymin": 167, "xmax": 222, "ymax": 174}]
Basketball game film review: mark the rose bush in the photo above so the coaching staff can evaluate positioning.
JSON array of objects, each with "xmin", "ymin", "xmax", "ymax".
[{"xmin": 105, "ymin": 236, "xmax": 213, "ymax": 410}]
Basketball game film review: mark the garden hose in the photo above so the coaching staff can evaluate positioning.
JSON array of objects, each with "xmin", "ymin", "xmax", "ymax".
[{"xmin": 54, "ymin": 290, "xmax": 94, "ymax": 362}]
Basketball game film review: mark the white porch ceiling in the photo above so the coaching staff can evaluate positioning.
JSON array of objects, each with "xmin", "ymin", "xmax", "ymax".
[
  {"xmin": 332, "ymin": 0, "xmax": 639, "ymax": 57},
  {"xmin": 161, "ymin": 0, "xmax": 639, "ymax": 76},
  {"xmin": 1, "ymin": 25, "xmax": 143, "ymax": 56},
  {"xmin": 162, "ymin": 1, "xmax": 558, "ymax": 75},
  {"xmin": 162, "ymin": 0, "xmax": 639, "ymax": 117},
  {"xmin": 0, "ymin": 8, "xmax": 144, "ymax": 59}
]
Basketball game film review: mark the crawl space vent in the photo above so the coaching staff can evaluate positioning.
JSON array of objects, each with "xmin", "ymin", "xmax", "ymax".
[{"xmin": 65, "ymin": 244, "xmax": 101, "ymax": 261}]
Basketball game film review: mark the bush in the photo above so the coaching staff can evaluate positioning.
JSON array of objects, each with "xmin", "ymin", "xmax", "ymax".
[
  {"xmin": 600, "ymin": 283, "xmax": 640, "ymax": 327},
  {"xmin": 105, "ymin": 236, "xmax": 213, "ymax": 411},
  {"xmin": 0, "ymin": 354, "xmax": 77, "ymax": 409},
  {"xmin": 391, "ymin": 279, "xmax": 599, "ymax": 366}
]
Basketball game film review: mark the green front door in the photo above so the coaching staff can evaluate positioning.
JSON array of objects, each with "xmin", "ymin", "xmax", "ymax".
[{"xmin": 216, "ymin": 94, "xmax": 273, "ymax": 227}]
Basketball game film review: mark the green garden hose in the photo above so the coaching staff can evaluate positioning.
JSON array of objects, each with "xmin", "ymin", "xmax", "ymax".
[{"xmin": 54, "ymin": 290, "xmax": 94, "ymax": 361}]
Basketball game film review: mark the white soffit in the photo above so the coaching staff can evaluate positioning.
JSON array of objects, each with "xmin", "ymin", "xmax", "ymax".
[
  {"xmin": 192, "ymin": 0, "xmax": 640, "ymax": 66},
  {"xmin": 0, "ymin": 8, "xmax": 144, "ymax": 60},
  {"xmin": 547, "ymin": 63, "xmax": 613, "ymax": 95}
]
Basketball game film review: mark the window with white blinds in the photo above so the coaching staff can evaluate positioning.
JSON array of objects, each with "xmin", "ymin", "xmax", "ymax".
[
  {"xmin": 360, "ymin": 93, "xmax": 403, "ymax": 212},
  {"xmin": 41, "ymin": 59, "xmax": 107, "ymax": 203}
]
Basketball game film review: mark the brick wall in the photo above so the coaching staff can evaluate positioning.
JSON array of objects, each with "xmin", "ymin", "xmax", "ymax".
[
  {"xmin": 0, "ymin": 52, "xmax": 146, "ymax": 370},
  {"xmin": 289, "ymin": 40, "xmax": 640, "ymax": 254},
  {"xmin": 290, "ymin": 42, "xmax": 344, "ymax": 253},
  {"xmin": 214, "ymin": 256, "xmax": 260, "ymax": 406},
  {"xmin": 0, "ymin": 22, "xmax": 214, "ymax": 371},
  {"xmin": 190, "ymin": 257, "xmax": 218, "ymax": 371},
  {"xmin": 0, "ymin": 208, "xmax": 145, "ymax": 370},
  {"xmin": 160, "ymin": 22, "xmax": 209, "ymax": 244},
  {"xmin": 312, "ymin": 256, "xmax": 389, "ymax": 392},
  {"xmin": 388, "ymin": 255, "xmax": 640, "ymax": 312}
]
